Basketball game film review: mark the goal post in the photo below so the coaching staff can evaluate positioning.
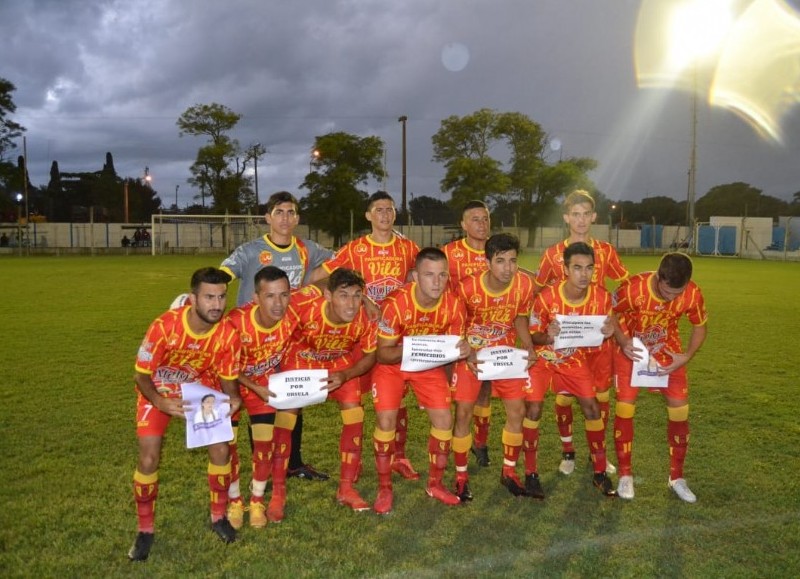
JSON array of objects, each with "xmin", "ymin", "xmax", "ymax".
[{"xmin": 150, "ymin": 213, "xmax": 268, "ymax": 255}]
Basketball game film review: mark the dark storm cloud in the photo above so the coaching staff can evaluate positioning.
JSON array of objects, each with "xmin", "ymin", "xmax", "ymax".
[{"xmin": 2, "ymin": 0, "xmax": 798, "ymax": 208}]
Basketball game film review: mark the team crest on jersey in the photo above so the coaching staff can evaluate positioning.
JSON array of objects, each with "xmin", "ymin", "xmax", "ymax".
[
  {"xmin": 355, "ymin": 243, "xmax": 368, "ymax": 255},
  {"xmin": 470, "ymin": 294, "xmax": 482, "ymax": 306},
  {"xmin": 306, "ymin": 321, "xmax": 319, "ymax": 331},
  {"xmin": 452, "ymin": 249, "xmax": 465, "ymax": 260},
  {"xmin": 635, "ymin": 295, "xmax": 646, "ymax": 307},
  {"xmin": 259, "ymin": 251, "xmax": 274, "ymax": 265},
  {"xmin": 240, "ymin": 332, "xmax": 253, "ymax": 345},
  {"xmin": 403, "ymin": 312, "xmax": 412, "ymax": 322}
]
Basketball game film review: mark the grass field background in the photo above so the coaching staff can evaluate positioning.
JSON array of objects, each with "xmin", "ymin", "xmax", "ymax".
[{"xmin": 1, "ymin": 253, "xmax": 798, "ymax": 577}]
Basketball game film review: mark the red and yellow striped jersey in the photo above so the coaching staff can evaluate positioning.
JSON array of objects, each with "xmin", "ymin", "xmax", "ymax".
[
  {"xmin": 535, "ymin": 238, "xmax": 628, "ymax": 289},
  {"xmin": 226, "ymin": 302, "xmax": 298, "ymax": 386},
  {"xmin": 612, "ymin": 272, "xmax": 707, "ymax": 366},
  {"xmin": 529, "ymin": 282, "xmax": 612, "ymax": 368},
  {"xmin": 442, "ymin": 238, "xmax": 488, "ymax": 293},
  {"xmin": 135, "ymin": 306, "xmax": 239, "ymax": 397},
  {"xmin": 457, "ymin": 271, "xmax": 534, "ymax": 349},
  {"xmin": 322, "ymin": 234, "xmax": 419, "ymax": 304},
  {"xmin": 281, "ymin": 294, "xmax": 377, "ymax": 371},
  {"xmin": 378, "ymin": 283, "xmax": 465, "ymax": 342}
]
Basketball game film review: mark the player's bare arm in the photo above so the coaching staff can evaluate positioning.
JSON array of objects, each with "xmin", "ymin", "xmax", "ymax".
[
  {"xmin": 513, "ymin": 315, "xmax": 538, "ymax": 368},
  {"xmin": 219, "ymin": 378, "xmax": 242, "ymax": 417},
  {"xmin": 237, "ymin": 374, "xmax": 275, "ymax": 401},
  {"xmin": 611, "ymin": 317, "xmax": 644, "ymax": 362},
  {"xmin": 376, "ymin": 336, "xmax": 403, "ymax": 365},
  {"xmin": 134, "ymin": 372, "xmax": 189, "ymax": 418},
  {"xmin": 658, "ymin": 323, "xmax": 707, "ymax": 375},
  {"xmin": 325, "ymin": 351, "xmax": 377, "ymax": 391}
]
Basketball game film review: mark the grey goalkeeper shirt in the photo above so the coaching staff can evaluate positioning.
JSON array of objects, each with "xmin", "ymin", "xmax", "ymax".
[{"xmin": 220, "ymin": 235, "xmax": 334, "ymax": 306}]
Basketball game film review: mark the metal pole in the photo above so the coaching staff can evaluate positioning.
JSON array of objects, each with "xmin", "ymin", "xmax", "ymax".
[
  {"xmin": 687, "ymin": 68, "xmax": 698, "ymax": 245},
  {"xmin": 124, "ymin": 181, "xmax": 129, "ymax": 223},
  {"xmin": 398, "ymin": 115, "xmax": 408, "ymax": 225},
  {"xmin": 254, "ymin": 152, "xmax": 259, "ymax": 214}
]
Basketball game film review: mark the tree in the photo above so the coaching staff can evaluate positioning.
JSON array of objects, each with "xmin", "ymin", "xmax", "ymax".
[
  {"xmin": 177, "ymin": 103, "xmax": 251, "ymax": 213},
  {"xmin": 0, "ymin": 78, "xmax": 25, "ymax": 162},
  {"xmin": 300, "ymin": 132, "xmax": 385, "ymax": 247},
  {"xmin": 432, "ymin": 108, "xmax": 510, "ymax": 208},
  {"xmin": 432, "ymin": 108, "xmax": 597, "ymax": 243},
  {"xmin": 409, "ymin": 195, "xmax": 456, "ymax": 225},
  {"xmin": 695, "ymin": 182, "xmax": 790, "ymax": 221},
  {"xmin": 0, "ymin": 78, "xmax": 26, "ymax": 219}
]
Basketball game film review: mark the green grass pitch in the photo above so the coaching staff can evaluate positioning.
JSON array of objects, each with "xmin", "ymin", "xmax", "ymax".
[{"xmin": 0, "ymin": 253, "xmax": 798, "ymax": 577}]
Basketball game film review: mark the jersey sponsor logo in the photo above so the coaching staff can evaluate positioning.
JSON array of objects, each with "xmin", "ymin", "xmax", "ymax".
[
  {"xmin": 155, "ymin": 367, "xmax": 194, "ymax": 384},
  {"xmin": 259, "ymin": 251, "xmax": 273, "ymax": 265},
  {"xmin": 367, "ymin": 261, "xmax": 402, "ymax": 278},
  {"xmin": 245, "ymin": 354, "xmax": 282, "ymax": 377},
  {"xmin": 636, "ymin": 325, "xmax": 667, "ymax": 351},
  {"xmin": 368, "ymin": 283, "xmax": 400, "ymax": 303},
  {"xmin": 299, "ymin": 349, "xmax": 348, "ymax": 362},
  {"xmin": 378, "ymin": 319, "xmax": 394, "ymax": 335}
]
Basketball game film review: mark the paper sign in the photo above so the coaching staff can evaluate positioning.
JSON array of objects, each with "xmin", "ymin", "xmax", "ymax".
[
  {"xmin": 630, "ymin": 337, "xmax": 669, "ymax": 388},
  {"xmin": 553, "ymin": 314, "xmax": 607, "ymax": 350},
  {"xmin": 269, "ymin": 369, "xmax": 329, "ymax": 409},
  {"xmin": 181, "ymin": 382, "xmax": 234, "ymax": 449},
  {"xmin": 475, "ymin": 346, "xmax": 530, "ymax": 380},
  {"xmin": 400, "ymin": 335, "xmax": 462, "ymax": 372}
]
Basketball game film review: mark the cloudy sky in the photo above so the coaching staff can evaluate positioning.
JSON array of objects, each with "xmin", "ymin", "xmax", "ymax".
[{"xmin": 2, "ymin": 0, "xmax": 799, "ymax": 211}]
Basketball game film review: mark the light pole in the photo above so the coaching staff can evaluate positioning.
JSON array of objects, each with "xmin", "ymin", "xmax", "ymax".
[
  {"xmin": 15, "ymin": 193, "xmax": 23, "ymax": 251},
  {"xmin": 175, "ymin": 185, "xmax": 179, "ymax": 213},
  {"xmin": 253, "ymin": 143, "xmax": 260, "ymax": 214},
  {"xmin": 309, "ymin": 148, "xmax": 320, "ymax": 173},
  {"xmin": 398, "ymin": 115, "xmax": 408, "ymax": 226}
]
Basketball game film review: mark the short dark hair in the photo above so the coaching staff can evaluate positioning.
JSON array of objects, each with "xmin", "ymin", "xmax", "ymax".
[
  {"xmin": 266, "ymin": 191, "xmax": 299, "ymax": 214},
  {"xmin": 367, "ymin": 191, "xmax": 395, "ymax": 211},
  {"xmin": 485, "ymin": 233, "xmax": 520, "ymax": 261},
  {"xmin": 415, "ymin": 246, "xmax": 447, "ymax": 269},
  {"xmin": 191, "ymin": 267, "xmax": 232, "ymax": 292},
  {"xmin": 328, "ymin": 268, "xmax": 366, "ymax": 292},
  {"xmin": 658, "ymin": 252, "xmax": 693, "ymax": 288},
  {"xmin": 563, "ymin": 241, "xmax": 594, "ymax": 266},
  {"xmin": 254, "ymin": 265, "xmax": 290, "ymax": 287},
  {"xmin": 462, "ymin": 200, "xmax": 489, "ymax": 218},
  {"xmin": 201, "ymin": 394, "xmax": 216, "ymax": 403}
]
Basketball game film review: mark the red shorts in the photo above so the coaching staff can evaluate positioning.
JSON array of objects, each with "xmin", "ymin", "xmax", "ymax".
[
  {"xmin": 135, "ymin": 393, "xmax": 173, "ymax": 437},
  {"xmin": 589, "ymin": 340, "xmax": 614, "ymax": 391},
  {"xmin": 327, "ymin": 376, "xmax": 362, "ymax": 405},
  {"xmin": 236, "ymin": 383, "xmax": 276, "ymax": 420},
  {"xmin": 371, "ymin": 364, "xmax": 451, "ymax": 411},
  {"xmin": 614, "ymin": 353, "xmax": 688, "ymax": 402},
  {"xmin": 451, "ymin": 360, "xmax": 528, "ymax": 402},
  {"xmin": 526, "ymin": 360, "xmax": 594, "ymax": 402}
]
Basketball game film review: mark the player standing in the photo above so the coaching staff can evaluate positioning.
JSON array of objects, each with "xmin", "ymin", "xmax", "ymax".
[
  {"xmin": 128, "ymin": 267, "xmax": 242, "ymax": 561},
  {"xmin": 224, "ymin": 266, "xmax": 297, "ymax": 528},
  {"xmin": 442, "ymin": 201, "xmax": 494, "ymax": 467},
  {"xmin": 270, "ymin": 268, "xmax": 377, "ymax": 515},
  {"xmin": 525, "ymin": 243, "xmax": 617, "ymax": 498},
  {"xmin": 220, "ymin": 190, "xmax": 334, "ymax": 482},
  {"xmin": 534, "ymin": 190, "xmax": 628, "ymax": 476},
  {"xmin": 452, "ymin": 233, "xmax": 536, "ymax": 500},
  {"xmin": 310, "ymin": 191, "xmax": 420, "ymax": 480},
  {"xmin": 371, "ymin": 247, "xmax": 471, "ymax": 514},
  {"xmin": 611, "ymin": 252, "xmax": 707, "ymax": 502}
]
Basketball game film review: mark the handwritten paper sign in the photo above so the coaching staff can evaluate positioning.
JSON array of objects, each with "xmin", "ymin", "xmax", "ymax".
[
  {"xmin": 553, "ymin": 314, "xmax": 607, "ymax": 350},
  {"xmin": 269, "ymin": 369, "xmax": 329, "ymax": 409},
  {"xmin": 400, "ymin": 335, "xmax": 462, "ymax": 372},
  {"xmin": 475, "ymin": 346, "xmax": 530, "ymax": 380}
]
